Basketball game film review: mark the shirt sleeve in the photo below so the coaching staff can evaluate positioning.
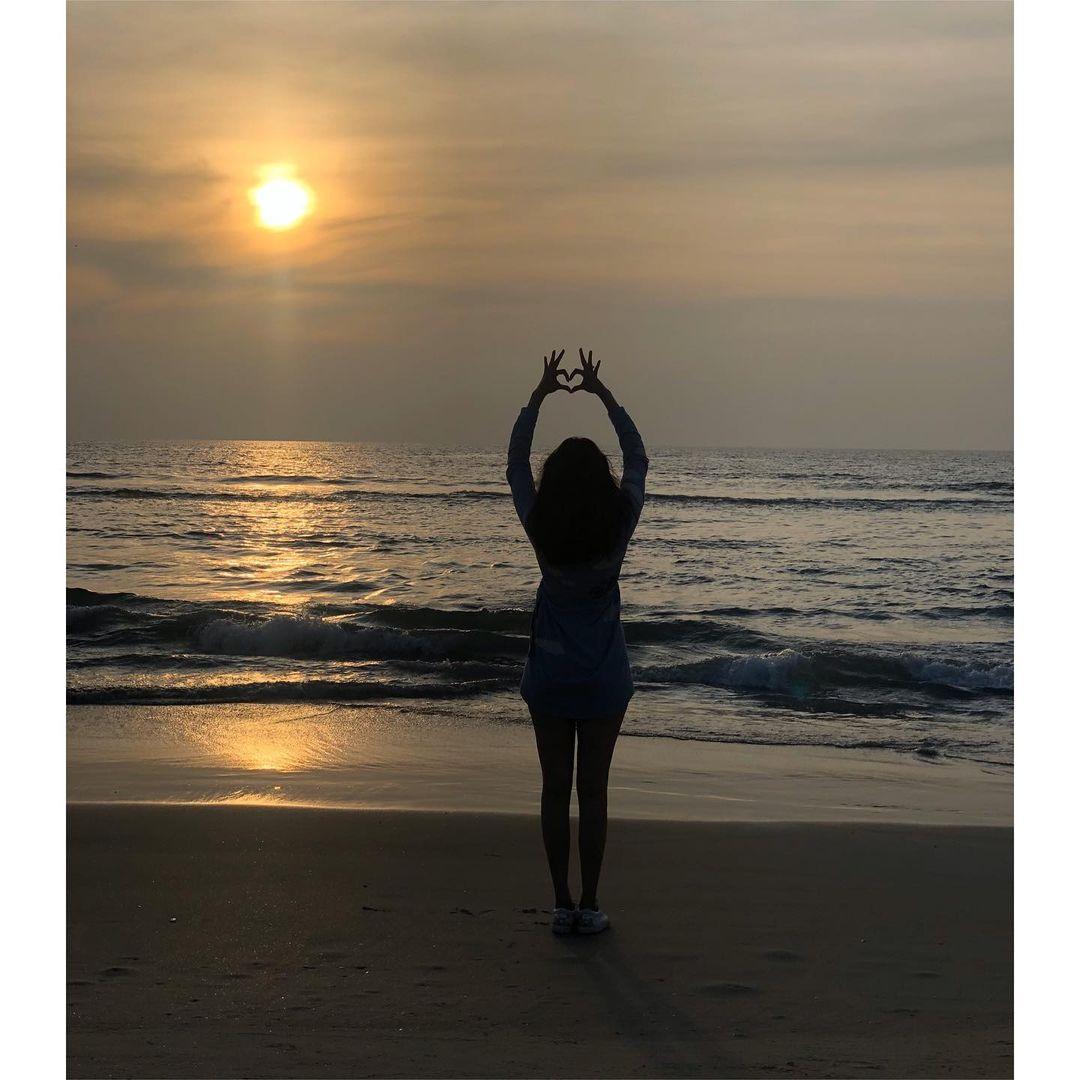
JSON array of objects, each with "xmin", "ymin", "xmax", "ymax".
[
  {"xmin": 505, "ymin": 403, "xmax": 540, "ymax": 529},
  {"xmin": 608, "ymin": 403, "xmax": 649, "ymax": 537}
]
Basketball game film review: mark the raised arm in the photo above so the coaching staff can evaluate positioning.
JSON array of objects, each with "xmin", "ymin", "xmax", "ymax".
[
  {"xmin": 506, "ymin": 349, "xmax": 569, "ymax": 527},
  {"xmin": 570, "ymin": 349, "xmax": 649, "ymax": 532}
]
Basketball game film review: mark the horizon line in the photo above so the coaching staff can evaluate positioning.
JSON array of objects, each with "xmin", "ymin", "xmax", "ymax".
[{"xmin": 65, "ymin": 435, "xmax": 1014, "ymax": 455}]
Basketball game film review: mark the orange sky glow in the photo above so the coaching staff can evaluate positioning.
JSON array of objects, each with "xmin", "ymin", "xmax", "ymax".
[{"xmin": 68, "ymin": 1, "xmax": 1012, "ymax": 449}]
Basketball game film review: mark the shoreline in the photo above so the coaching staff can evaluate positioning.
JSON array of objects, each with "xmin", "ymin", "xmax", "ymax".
[
  {"xmin": 68, "ymin": 805, "xmax": 1012, "ymax": 1078},
  {"xmin": 68, "ymin": 703, "xmax": 1012, "ymax": 825},
  {"xmin": 65, "ymin": 798, "xmax": 1013, "ymax": 823}
]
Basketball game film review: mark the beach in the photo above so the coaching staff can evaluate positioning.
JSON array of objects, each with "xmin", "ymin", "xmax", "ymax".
[
  {"xmin": 68, "ymin": 805, "xmax": 1011, "ymax": 1079},
  {"xmin": 68, "ymin": 705, "xmax": 1012, "ymax": 1079}
]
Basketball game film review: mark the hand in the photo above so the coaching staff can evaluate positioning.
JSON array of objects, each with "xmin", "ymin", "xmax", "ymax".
[
  {"xmin": 534, "ymin": 349, "xmax": 569, "ymax": 398},
  {"xmin": 569, "ymin": 348, "xmax": 604, "ymax": 394}
]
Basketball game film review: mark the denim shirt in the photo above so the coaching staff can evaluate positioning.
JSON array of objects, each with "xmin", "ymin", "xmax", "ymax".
[{"xmin": 505, "ymin": 402, "xmax": 648, "ymax": 719}]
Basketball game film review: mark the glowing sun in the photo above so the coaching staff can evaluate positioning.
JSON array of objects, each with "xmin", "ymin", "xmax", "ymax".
[{"xmin": 250, "ymin": 172, "xmax": 314, "ymax": 230}]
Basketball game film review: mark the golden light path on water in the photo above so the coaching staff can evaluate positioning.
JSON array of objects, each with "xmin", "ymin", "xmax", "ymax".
[{"xmin": 169, "ymin": 440, "xmax": 412, "ymax": 608}]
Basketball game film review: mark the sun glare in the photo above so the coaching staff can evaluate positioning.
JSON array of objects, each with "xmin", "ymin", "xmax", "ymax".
[{"xmin": 250, "ymin": 171, "xmax": 314, "ymax": 230}]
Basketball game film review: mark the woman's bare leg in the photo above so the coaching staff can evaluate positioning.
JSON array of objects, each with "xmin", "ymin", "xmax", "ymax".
[
  {"xmin": 575, "ymin": 711, "xmax": 625, "ymax": 910},
  {"xmin": 529, "ymin": 710, "xmax": 576, "ymax": 909}
]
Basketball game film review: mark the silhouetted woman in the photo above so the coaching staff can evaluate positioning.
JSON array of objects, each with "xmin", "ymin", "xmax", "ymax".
[{"xmin": 506, "ymin": 348, "xmax": 648, "ymax": 935}]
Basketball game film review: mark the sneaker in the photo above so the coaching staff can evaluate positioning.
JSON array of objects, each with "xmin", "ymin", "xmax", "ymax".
[
  {"xmin": 551, "ymin": 907, "xmax": 577, "ymax": 935},
  {"xmin": 575, "ymin": 907, "xmax": 610, "ymax": 935}
]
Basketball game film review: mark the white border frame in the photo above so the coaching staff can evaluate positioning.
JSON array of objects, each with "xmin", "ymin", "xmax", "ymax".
[{"xmin": 7, "ymin": 0, "xmax": 1077, "ymax": 1074}]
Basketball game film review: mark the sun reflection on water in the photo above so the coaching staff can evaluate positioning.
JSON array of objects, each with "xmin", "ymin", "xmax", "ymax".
[{"xmin": 178, "ymin": 704, "xmax": 353, "ymax": 775}]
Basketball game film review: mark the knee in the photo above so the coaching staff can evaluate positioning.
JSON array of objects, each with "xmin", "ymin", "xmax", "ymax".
[
  {"xmin": 542, "ymin": 775, "xmax": 573, "ymax": 804},
  {"xmin": 576, "ymin": 774, "xmax": 608, "ymax": 804}
]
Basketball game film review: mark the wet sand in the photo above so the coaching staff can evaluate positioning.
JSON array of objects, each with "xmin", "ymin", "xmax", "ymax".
[
  {"xmin": 68, "ymin": 805, "xmax": 1012, "ymax": 1078},
  {"xmin": 67, "ymin": 703, "xmax": 1013, "ymax": 825}
]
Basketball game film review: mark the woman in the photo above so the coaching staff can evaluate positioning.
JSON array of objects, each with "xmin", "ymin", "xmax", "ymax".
[{"xmin": 506, "ymin": 347, "xmax": 648, "ymax": 936}]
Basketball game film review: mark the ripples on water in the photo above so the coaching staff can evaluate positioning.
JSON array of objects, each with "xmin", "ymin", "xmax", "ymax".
[{"xmin": 67, "ymin": 440, "xmax": 1013, "ymax": 763}]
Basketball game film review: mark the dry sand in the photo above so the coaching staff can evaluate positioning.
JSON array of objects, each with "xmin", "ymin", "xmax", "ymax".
[{"xmin": 68, "ymin": 805, "xmax": 1011, "ymax": 1078}]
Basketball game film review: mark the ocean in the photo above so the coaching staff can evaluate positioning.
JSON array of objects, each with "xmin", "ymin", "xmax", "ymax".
[{"xmin": 67, "ymin": 439, "xmax": 1013, "ymax": 765}]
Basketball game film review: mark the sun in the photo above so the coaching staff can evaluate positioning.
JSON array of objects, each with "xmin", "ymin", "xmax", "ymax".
[{"xmin": 249, "ymin": 171, "xmax": 314, "ymax": 231}]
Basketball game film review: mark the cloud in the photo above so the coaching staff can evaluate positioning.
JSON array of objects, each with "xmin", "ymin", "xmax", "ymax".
[
  {"xmin": 68, "ymin": 153, "xmax": 224, "ymax": 198},
  {"xmin": 66, "ymin": 1, "xmax": 1013, "ymax": 447},
  {"xmin": 68, "ymin": 235, "xmax": 219, "ymax": 293}
]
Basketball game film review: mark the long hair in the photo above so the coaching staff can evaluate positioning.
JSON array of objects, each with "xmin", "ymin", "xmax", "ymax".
[{"xmin": 526, "ymin": 437, "xmax": 629, "ymax": 566}]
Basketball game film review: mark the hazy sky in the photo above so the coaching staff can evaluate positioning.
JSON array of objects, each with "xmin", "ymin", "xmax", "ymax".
[{"xmin": 68, "ymin": 1, "xmax": 1012, "ymax": 449}]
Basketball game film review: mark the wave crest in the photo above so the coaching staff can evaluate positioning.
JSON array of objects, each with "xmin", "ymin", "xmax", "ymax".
[{"xmin": 638, "ymin": 647, "xmax": 1013, "ymax": 694}]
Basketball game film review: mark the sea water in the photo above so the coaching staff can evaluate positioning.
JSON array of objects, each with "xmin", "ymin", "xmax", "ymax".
[{"xmin": 67, "ymin": 440, "xmax": 1013, "ymax": 764}]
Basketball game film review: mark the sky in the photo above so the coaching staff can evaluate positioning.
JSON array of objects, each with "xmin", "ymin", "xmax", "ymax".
[{"xmin": 67, "ymin": 1, "xmax": 1012, "ymax": 450}]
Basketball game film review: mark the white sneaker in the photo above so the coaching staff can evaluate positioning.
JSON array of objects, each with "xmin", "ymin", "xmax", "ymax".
[
  {"xmin": 575, "ymin": 907, "xmax": 610, "ymax": 935},
  {"xmin": 551, "ymin": 907, "xmax": 577, "ymax": 935}
]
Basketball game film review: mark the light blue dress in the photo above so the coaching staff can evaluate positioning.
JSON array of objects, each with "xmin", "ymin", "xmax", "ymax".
[{"xmin": 505, "ymin": 401, "xmax": 649, "ymax": 720}]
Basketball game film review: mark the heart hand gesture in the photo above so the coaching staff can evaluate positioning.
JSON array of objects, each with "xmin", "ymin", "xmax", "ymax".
[
  {"xmin": 569, "ymin": 349, "xmax": 604, "ymax": 395},
  {"xmin": 528, "ymin": 347, "xmax": 616, "ymax": 411},
  {"xmin": 535, "ymin": 349, "xmax": 568, "ymax": 398}
]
